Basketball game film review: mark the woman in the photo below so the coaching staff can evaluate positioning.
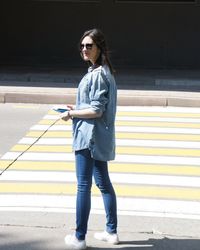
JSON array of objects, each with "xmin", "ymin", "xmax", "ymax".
[{"xmin": 61, "ymin": 28, "xmax": 118, "ymax": 250}]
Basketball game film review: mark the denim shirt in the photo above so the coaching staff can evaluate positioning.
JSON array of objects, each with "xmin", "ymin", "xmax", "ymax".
[{"xmin": 72, "ymin": 64, "xmax": 117, "ymax": 161}]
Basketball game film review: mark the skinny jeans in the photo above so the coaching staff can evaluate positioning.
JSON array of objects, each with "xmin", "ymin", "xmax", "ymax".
[{"xmin": 75, "ymin": 149, "xmax": 117, "ymax": 241}]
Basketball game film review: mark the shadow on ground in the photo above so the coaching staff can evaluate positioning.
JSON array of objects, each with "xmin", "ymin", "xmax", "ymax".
[{"xmin": 1, "ymin": 233, "xmax": 200, "ymax": 250}]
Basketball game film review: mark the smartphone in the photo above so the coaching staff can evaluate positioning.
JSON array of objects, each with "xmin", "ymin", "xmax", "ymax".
[{"xmin": 53, "ymin": 108, "xmax": 69, "ymax": 113}]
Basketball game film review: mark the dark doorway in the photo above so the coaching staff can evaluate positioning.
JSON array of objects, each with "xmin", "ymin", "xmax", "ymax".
[{"xmin": 1, "ymin": 0, "xmax": 200, "ymax": 69}]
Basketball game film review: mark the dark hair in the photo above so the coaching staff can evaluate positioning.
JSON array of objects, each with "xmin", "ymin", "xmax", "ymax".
[{"xmin": 79, "ymin": 28, "xmax": 114, "ymax": 74}]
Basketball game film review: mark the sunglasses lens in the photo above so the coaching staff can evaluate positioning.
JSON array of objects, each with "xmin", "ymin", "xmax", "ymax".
[
  {"xmin": 86, "ymin": 44, "xmax": 93, "ymax": 50},
  {"xmin": 80, "ymin": 43, "xmax": 93, "ymax": 50}
]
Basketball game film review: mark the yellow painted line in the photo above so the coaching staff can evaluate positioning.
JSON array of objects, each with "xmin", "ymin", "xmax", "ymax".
[
  {"xmin": 39, "ymin": 120, "xmax": 72, "ymax": 125},
  {"xmin": 49, "ymin": 110, "xmax": 200, "ymax": 118},
  {"xmin": 48, "ymin": 110, "xmax": 67, "ymax": 115},
  {"xmin": 26, "ymin": 131, "xmax": 200, "ymax": 141},
  {"xmin": 1, "ymin": 182, "xmax": 200, "ymax": 200},
  {"xmin": 0, "ymin": 161, "xmax": 75, "ymax": 171},
  {"xmin": 0, "ymin": 160, "xmax": 13, "ymax": 170},
  {"xmin": 117, "ymin": 147, "xmax": 200, "ymax": 157},
  {"xmin": 1, "ymin": 160, "xmax": 200, "ymax": 176},
  {"xmin": 116, "ymin": 133, "xmax": 200, "ymax": 141},
  {"xmin": 10, "ymin": 144, "xmax": 200, "ymax": 157},
  {"xmin": 26, "ymin": 131, "xmax": 72, "ymax": 138},
  {"xmin": 116, "ymin": 111, "xmax": 200, "ymax": 118},
  {"xmin": 13, "ymin": 105, "xmax": 40, "ymax": 110},
  {"xmin": 39, "ymin": 119, "xmax": 200, "ymax": 128},
  {"xmin": 110, "ymin": 163, "xmax": 200, "ymax": 176},
  {"xmin": 0, "ymin": 183, "xmax": 76, "ymax": 195},
  {"xmin": 11, "ymin": 145, "xmax": 73, "ymax": 153},
  {"xmin": 115, "ymin": 121, "xmax": 200, "ymax": 128}
]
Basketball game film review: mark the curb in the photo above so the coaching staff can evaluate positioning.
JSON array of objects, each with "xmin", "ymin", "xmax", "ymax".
[{"xmin": 1, "ymin": 86, "xmax": 200, "ymax": 107}]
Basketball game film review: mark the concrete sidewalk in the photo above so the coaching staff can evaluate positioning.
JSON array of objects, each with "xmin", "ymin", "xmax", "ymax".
[
  {"xmin": 1, "ymin": 85, "xmax": 200, "ymax": 107},
  {"xmin": 1, "ymin": 211, "xmax": 200, "ymax": 250},
  {"xmin": 1, "ymin": 67, "xmax": 200, "ymax": 106}
]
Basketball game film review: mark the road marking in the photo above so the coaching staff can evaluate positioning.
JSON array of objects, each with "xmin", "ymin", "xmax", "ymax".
[
  {"xmin": 115, "ymin": 121, "xmax": 200, "ymax": 128},
  {"xmin": 1, "ymin": 195, "xmax": 200, "ymax": 219},
  {"xmin": 116, "ymin": 111, "xmax": 200, "ymax": 118},
  {"xmin": 1, "ymin": 160, "xmax": 200, "ymax": 176},
  {"xmin": 2, "ymin": 106, "xmax": 200, "ymax": 218},
  {"xmin": 2, "ymin": 170, "xmax": 200, "ymax": 188},
  {"xmin": 25, "ymin": 130, "xmax": 200, "ymax": 141},
  {"xmin": 116, "ymin": 116, "xmax": 200, "ymax": 123},
  {"xmin": 18, "ymin": 137, "xmax": 200, "ymax": 149},
  {"xmin": 116, "ymin": 106, "xmax": 200, "ymax": 113},
  {"xmin": 3, "ymin": 151, "xmax": 200, "ymax": 165},
  {"xmin": 19, "ymin": 138, "xmax": 73, "ymax": 145},
  {"xmin": 44, "ymin": 114, "xmax": 200, "ymax": 123},
  {"xmin": 9, "ymin": 144, "xmax": 200, "ymax": 157},
  {"xmin": 1, "ymin": 182, "xmax": 200, "ymax": 200},
  {"xmin": 40, "ymin": 118, "xmax": 200, "ymax": 127},
  {"xmin": 13, "ymin": 104, "xmax": 40, "ymax": 109},
  {"xmin": 30, "ymin": 124, "xmax": 200, "ymax": 134}
]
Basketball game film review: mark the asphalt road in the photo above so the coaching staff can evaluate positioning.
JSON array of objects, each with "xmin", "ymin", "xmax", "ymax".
[{"xmin": 0, "ymin": 103, "xmax": 51, "ymax": 157}]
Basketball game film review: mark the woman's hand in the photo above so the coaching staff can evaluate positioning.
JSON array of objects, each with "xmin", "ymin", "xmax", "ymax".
[
  {"xmin": 67, "ymin": 104, "xmax": 75, "ymax": 110},
  {"xmin": 60, "ymin": 111, "xmax": 71, "ymax": 121},
  {"xmin": 60, "ymin": 104, "xmax": 74, "ymax": 121},
  {"xmin": 60, "ymin": 104, "xmax": 102, "ymax": 120}
]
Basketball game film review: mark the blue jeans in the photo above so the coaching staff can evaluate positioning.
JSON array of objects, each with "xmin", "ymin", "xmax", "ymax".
[{"xmin": 75, "ymin": 149, "xmax": 117, "ymax": 241}]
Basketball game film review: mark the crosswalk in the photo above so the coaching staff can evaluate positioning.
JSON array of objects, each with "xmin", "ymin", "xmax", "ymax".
[{"xmin": 1, "ymin": 106, "xmax": 200, "ymax": 219}]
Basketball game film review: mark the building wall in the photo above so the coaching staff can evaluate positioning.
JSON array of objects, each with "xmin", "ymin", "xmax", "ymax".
[{"xmin": 1, "ymin": 0, "xmax": 200, "ymax": 69}]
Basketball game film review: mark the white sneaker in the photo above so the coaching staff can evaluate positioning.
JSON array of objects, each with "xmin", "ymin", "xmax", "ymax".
[
  {"xmin": 94, "ymin": 231, "xmax": 119, "ymax": 245},
  {"xmin": 64, "ymin": 234, "xmax": 87, "ymax": 250}
]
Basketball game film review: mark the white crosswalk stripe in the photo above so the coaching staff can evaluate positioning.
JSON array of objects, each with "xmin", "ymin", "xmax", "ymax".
[
  {"xmin": 30, "ymin": 124, "xmax": 200, "ymax": 134},
  {"xmin": 45, "ymin": 114, "xmax": 200, "ymax": 123},
  {"xmin": 3, "ymin": 152, "xmax": 200, "ymax": 165},
  {"xmin": 2, "ymin": 171, "xmax": 200, "ymax": 188},
  {"xmin": 18, "ymin": 137, "xmax": 200, "ymax": 149}
]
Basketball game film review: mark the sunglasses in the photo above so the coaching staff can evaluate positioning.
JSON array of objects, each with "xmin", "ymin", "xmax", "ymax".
[{"xmin": 80, "ymin": 43, "xmax": 94, "ymax": 50}]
